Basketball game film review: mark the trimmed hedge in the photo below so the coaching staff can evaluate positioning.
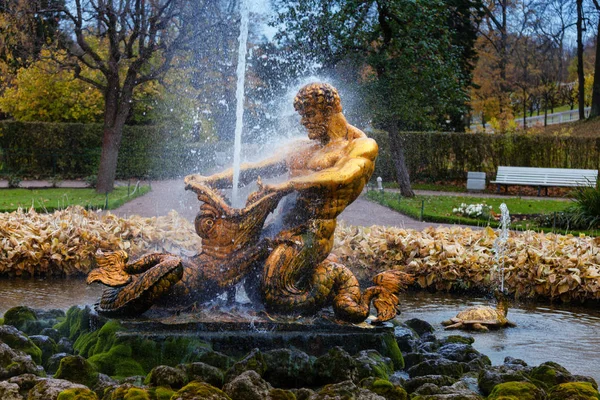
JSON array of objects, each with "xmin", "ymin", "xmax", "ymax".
[
  {"xmin": 368, "ymin": 130, "xmax": 600, "ymax": 183},
  {"xmin": 0, "ymin": 121, "xmax": 227, "ymax": 179}
]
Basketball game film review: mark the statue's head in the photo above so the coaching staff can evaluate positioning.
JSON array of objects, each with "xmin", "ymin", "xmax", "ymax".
[{"xmin": 294, "ymin": 83, "xmax": 342, "ymax": 142}]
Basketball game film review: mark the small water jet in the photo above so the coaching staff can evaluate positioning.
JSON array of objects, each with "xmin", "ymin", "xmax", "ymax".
[{"xmin": 494, "ymin": 202, "xmax": 511, "ymax": 292}]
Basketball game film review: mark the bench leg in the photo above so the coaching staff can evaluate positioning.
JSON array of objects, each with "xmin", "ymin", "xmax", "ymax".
[
  {"xmin": 537, "ymin": 186, "xmax": 541, "ymax": 197},
  {"xmin": 545, "ymin": 187, "xmax": 548, "ymax": 196},
  {"xmin": 496, "ymin": 184, "xmax": 500, "ymax": 193}
]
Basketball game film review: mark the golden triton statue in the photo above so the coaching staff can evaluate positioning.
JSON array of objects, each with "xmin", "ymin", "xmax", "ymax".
[{"xmin": 89, "ymin": 83, "xmax": 413, "ymax": 323}]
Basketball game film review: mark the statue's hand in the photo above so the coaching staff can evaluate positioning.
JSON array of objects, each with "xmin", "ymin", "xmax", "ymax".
[{"xmin": 247, "ymin": 179, "xmax": 293, "ymax": 205}]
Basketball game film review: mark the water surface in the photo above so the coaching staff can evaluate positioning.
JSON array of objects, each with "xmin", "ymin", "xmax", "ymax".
[{"xmin": 0, "ymin": 279, "xmax": 598, "ymax": 383}]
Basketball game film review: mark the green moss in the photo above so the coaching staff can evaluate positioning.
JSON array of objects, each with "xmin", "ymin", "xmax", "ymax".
[
  {"xmin": 382, "ymin": 332, "xmax": 404, "ymax": 370},
  {"xmin": 172, "ymin": 381, "xmax": 231, "ymax": 400},
  {"xmin": 366, "ymin": 379, "xmax": 407, "ymax": 400},
  {"xmin": 0, "ymin": 317, "xmax": 4, "ymax": 324},
  {"xmin": 269, "ymin": 388, "xmax": 297, "ymax": 400},
  {"xmin": 57, "ymin": 387, "xmax": 99, "ymax": 400},
  {"xmin": 54, "ymin": 306, "xmax": 92, "ymax": 341},
  {"xmin": 54, "ymin": 355, "xmax": 99, "ymax": 388},
  {"xmin": 3, "ymin": 306, "xmax": 37, "ymax": 331},
  {"xmin": 109, "ymin": 387, "xmax": 151, "ymax": 400},
  {"xmin": 488, "ymin": 381, "xmax": 546, "ymax": 400},
  {"xmin": 88, "ymin": 344, "xmax": 145, "ymax": 380},
  {"xmin": 548, "ymin": 382, "xmax": 600, "ymax": 400},
  {"xmin": 150, "ymin": 386, "xmax": 175, "ymax": 400},
  {"xmin": 0, "ymin": 329, "xmax": 43, "ymax": 364}
]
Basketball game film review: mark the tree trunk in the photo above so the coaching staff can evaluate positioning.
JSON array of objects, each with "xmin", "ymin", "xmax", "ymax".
[
  {"xmin": 386, "ymin": 124, "xmax": 415, "ymax": 198},
  {"xmin": 577, "ymin": 0, "xmax": 586, "ymax": 120},
  {"xmin": 96, "ymin": 81, "xmax": 133, "ymax": 194},
  {"xmin": 590, "ymin": 18, "xmax": 600, "ymax": 118}
]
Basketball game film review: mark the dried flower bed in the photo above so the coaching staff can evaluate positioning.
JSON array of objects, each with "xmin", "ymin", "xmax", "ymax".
[
  {"xmin": 334, "ymin": 224, "xmax": 600, "ymax": 302},
  {"xmin": 0, "ymin": 206, "xmax": 201, "ymax": 277},
  {"xmin": 1, "ymin": 207, "xmax": 599, "ymax": 302}
]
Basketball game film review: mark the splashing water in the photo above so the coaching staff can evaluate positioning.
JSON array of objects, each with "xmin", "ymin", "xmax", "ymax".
[
  {"xmin": 493, "ymin": 203, "xmax": 510, "ymax": 291},
  {"xmin": 231, "ymin": 0, "xmax": 250, "ymax": 207}
]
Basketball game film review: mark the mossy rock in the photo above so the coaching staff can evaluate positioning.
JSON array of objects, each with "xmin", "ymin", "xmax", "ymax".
[
  {"xmin": 488, "ymin": 381, "xmax": 547, "ymax": 400},
  {"xmin": 171, "ymin": 381, "xmax": 232, "ymax": 399},
  {"xmin": 54, "ymin": 355, "xmax": 100, "ymax": 388},
  {"xmin": 0, "ymin": 318, "xmax": 4, "ymax": 325},
  {"xmin": 224, "ymin": 348, "xmax": 266, "ymax": 383},
  {"xmin": 0, "ymin": 324, "xmax": 43, "ymax": 364},
  {"xmin": 3, "ymin": 306, "xmax": 37, "ymax": 332},
  {"xmin": 548, "ymin": 382, "xmax": 600, "ymax": 400},
  {"xmin": 57, "ymin": 387, "xmax": 99, "ymax": 400},
  {"xmin": 88, "ymin": 344, "xmax": 145, "ymax": 380},
  {"xmin": 29, "ymin": 335, "xmax": 59, "ymax": 366},
  {"xmin": 198, "ymin": 351, "xmax": 235, "ymax": 371},
  {"xmin": 149, "ymin": 386, "xmax": 175, "ymax": 400},
  {"xmin": 105, "ymin": 384, "xmax": 152, "ymax": 400},
  {"xmin": 354, "ymin": 350, "xmax": 394, "ymax": 381},
  {"xmin": 144, "ymin": 365, "xmax": 187, "ymax": 389},
  {"xmin": 178, "ymin": 362, "xmax": 224, "ymax": 388},
  {"xmin": 529, "ymin": 361, "xmax": 572, "ymax": 389},
  {"xmin": 314, "ymin": 347, "xmax": 358, "ymax": 384},
  {"xmin": 75, "ymin": 319, "xmax": 211, "ymax": 380},
  {"xmin": 383, "ymin": 332, "xmax": 404, "ymax": 370},
  {"xmin": 54, "ymin": 306, "xmax": 93, "ymax": 342},
  {"xmin": 362, "ymin": 378, "xmax": 408, "ymax": 400}
]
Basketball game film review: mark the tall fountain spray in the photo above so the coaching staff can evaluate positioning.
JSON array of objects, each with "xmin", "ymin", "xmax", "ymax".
[
  {"xmin": 493, "ymin": 203, "xmax": 510, "ymax": 292},
  {"xmin": 231, "ymin": 0, "xmax": 250, "ymax": 206}
]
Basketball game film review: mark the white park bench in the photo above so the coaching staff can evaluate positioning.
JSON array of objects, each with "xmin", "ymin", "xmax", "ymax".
[{"xmin": 491, "ymin": 166, "xmax": 598, "ymax": 196}]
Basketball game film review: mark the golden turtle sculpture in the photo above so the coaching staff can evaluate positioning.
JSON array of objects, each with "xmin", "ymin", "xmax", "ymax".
[{"xmin": 441, "ymin": 290, "xmax": 516, "ymax": 332}]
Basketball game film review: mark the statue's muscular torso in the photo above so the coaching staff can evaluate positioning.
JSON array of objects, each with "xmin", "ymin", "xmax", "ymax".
[{"xmin": 282, "ymin": 126, "xmax": 377, "ymax": 225}]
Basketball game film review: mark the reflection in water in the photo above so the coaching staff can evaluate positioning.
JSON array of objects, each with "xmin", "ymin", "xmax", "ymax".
[
  {"xmin": 0, "ymin": 278, "xmax": 102, "ymax": 315},
  {"xmin": 400, "ymin": 291, "xmax": 600, "ymax": 384},
  {"xmin": 0, "ymin": 279, "xmax": 598, "ymax": 384}
]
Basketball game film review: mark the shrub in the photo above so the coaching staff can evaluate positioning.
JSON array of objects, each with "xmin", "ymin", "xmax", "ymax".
[{"xmin": 567, "ymin": 183, "xmax": 600, "ymax": 229}]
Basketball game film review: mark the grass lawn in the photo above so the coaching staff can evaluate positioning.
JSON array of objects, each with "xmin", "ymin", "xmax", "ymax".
[
  {"xmin": 365, "ymin": 191, "xmax": 597, "ymax": 235},
  {"xmin": 0, "ymin": 185, "xmax": 151, "ymax": 213}
]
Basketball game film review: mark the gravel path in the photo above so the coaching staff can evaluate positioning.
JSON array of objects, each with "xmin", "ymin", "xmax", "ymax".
[{"xmin": 110, "ymin": 179, "xmax": 471, "ymax": 230}]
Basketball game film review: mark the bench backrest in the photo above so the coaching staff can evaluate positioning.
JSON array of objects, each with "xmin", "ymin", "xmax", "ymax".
[{"xmin": 495, "ymin": 166, "xmax": 597, "ymax": 187}]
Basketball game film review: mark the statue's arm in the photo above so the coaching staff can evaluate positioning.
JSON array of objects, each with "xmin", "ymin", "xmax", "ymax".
[
  {"xmin": 184, "ymin": 152, "xmax": 288, "ymax": 189},
  {"xmin": 265, "ymin": 138, "xmax": 378, "ymax": 194}
]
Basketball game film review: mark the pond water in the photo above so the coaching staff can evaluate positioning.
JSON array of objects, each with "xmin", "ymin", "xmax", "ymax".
[{"xmin": 0, "ymin": 279, "xmax": 598, "ymax": 383}]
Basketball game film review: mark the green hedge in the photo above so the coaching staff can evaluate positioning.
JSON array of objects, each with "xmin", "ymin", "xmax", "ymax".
[
  {"xmin": 0, "ymin": 121, "xmax": 227, "ymax": 179},
  {"xmin": 368, "ymin": 131, "xmax": 600, "ymax": 182}
]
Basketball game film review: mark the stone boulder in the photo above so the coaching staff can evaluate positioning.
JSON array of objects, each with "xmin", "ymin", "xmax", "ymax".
[
  {"xmin": 393, "ymin": 325, "xmax": 419, "ymax": 353},
  {"xmin": 0, "ymin": 381, "xmax": 23, "ymax": 400},
  {"xmin": 171, "ymin": 381, "xmax": 232, "ymax": 400},
  {"xmin": 0, "ymin": 342, "xmax": 44, "ymax": 379},
  {"xmin": 29, "ymin": 334, "xmax": 58, "ymax": 366},
  {"xmin": 0, "ymin": 324, "xmax": 43, "ymax": 364},
  {"xmin": 144, "ymin": 365, "xmax": 187, "ymax": 389},
  {"xmin": 198, "ymin": 350, "xmax": 235, "ymax": 371},
  {"xmin": 477, "ymin": 365, "xmax": 532, "ymax": 396},
  {"xmin": 263, "ymin": 348, "xmax": 316, "ymax": 388},
  {"xmin": 309, "ymin": 380, "xmax": 385, "ymax": 400},
  {"xmin": 54, "ymin": 355, "xmax": 100, "ymax": 388},
  {"xmin": 224, "ymin": 348, "xmax": 267, "ymax": 383},
  {"xmin": 404, "ymin": 375, "xmax": 458, "ymax": 394},
  {"xmin": 354, "ymin": 350, "xmax": 394, "ymax": 381},
  {"xmin": 46, "ymin": 353, "xmax": 71, "ymax": 375},
  {"xmin": 223, "ymin": 370, "xmax": 271, "ymax": 400},
  {"xmin": 548, "ymin": 382, "xmax": 600, "ymax": 400},
  {"xmin": 314, "ymin": 346, "xmax": 358, "ymax": 384},
  {"xmin": 178, "ymin": 361, "xmax": 224, "ymax": 388},
  {"xmin": 404, "ymin": 319, "xmax": 434, "ymax": 336},
  {"xmin": 56, "ymin": 387, "xmax": 99, "ymax": 400},
  {"xmin": 27, "ymin": 378, "xmax": 90, "ymax": 400},
  {"xmin": 487, "ymin": 381, "xmax": 547, "ymax": 400},
  {"xmin": 408, "ymin": 359, "xmax": 467, "ymax": 379}
]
